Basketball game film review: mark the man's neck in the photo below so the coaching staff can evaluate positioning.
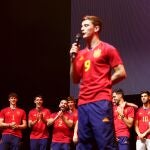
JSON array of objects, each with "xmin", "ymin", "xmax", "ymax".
[
  {"xmin": 143, "ymin": 103, "xmax": 150, "ymax": 109},
  {"xmin": 69, "ymin": 108, "xmax": 76, "ymax": 113},
  {"xmin": 86, "ymin": 35, "xmax": 100, "ymax": 49},
  {"xmin": 36, "ymin": 107, "xmax": 42, "ymax": 112},
  {"xmin": 10, "ymin": 105, "xmax": 16, "ymax": 110},
  {"xmin": 118, "ymin": 99, "xmax": 125, "ymax": 107}
]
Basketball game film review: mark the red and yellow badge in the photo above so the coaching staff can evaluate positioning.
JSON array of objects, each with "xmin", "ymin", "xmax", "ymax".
[
  {"xmin": 79, "ymin": 55, "xmax": 84, "ymax": 61},
  {"xmin": 93, "ymin": 48, "xmax": 101, "ymax": 58},
  {"xmin": 17, "ymin": 111, "xmax": 20, "ymax": 115}
]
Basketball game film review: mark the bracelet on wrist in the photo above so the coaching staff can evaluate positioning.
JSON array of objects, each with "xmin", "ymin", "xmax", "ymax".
[{"xmin": 121, "ymin": 115, "xmax": 125, "ymax": 119}]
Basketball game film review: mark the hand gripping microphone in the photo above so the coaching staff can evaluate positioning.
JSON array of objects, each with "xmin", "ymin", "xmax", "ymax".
[{"xmin": 71, "ymin": 33, "xmax": 81, "ymax": 59}]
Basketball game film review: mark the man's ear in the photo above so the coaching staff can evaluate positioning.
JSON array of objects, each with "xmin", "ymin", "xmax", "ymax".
[{"xmin": 94, "ymin": 26, "xmax": 100, "ymax": 32}]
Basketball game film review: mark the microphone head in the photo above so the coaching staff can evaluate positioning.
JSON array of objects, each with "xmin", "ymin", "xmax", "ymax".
[
  {"xmin": 70, "ymin": 33, "xmax": 81, "ymax": 60},
  {"xmin": 75, "ymin": 33, "xmax": 81, "ymax": 45},
  {"xmin": 75, "ymin": 33, "xmax": 81, "ymax": 38}
]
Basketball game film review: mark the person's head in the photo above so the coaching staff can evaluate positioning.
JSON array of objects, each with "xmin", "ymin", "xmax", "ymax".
[
  {"xmin": 140, "ymin": 91, "xmax": 150, "ymax": 105},
  {"xmin": 8, "ymin": 92, "xmax": 18, "ymax": 106},
  {"xmin": 112, "ymin": 88, "xmax": 124, "ymax": 105},
  {"xmin": 81, "ymin": 15, "xmax": 103, "ymax": 39},
  {"xmin": 59, "ymin": 99, "xmax": 68, "ymax": 112},
  {"xmin": 67, "ymin": 96, "xmax": 76, "ymax": 111},
  {"xmin": 34, "ymin": 95, "xmax": 43, "ymax": 109}
]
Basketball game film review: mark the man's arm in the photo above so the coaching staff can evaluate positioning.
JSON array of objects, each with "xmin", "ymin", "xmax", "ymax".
[
  {"xmin": 47, "ymin": 111, "xmax": 62, "ymax": 126},
  {"xmin": 73, "ymin": 120, "xmax": 78, "ymax": 143},
  {"xmin": 141, "ymin": 128, "xmax": 150, "ymax": 138},
  {"xmin": 70, "ymin": 62, "xmax": 81, "ymax": 84},
  {"xmin": 126, "ymin": 102, "xmax": 138, "ymax": 109},
  {"xmin": 28, "ymin": 111, "xmax": 38, "ymax": 128},
  {"xmin": 135, "ymin": 119, "xmax": 150, "ymax": 139},
  {"xmin": 61, "ymin": 115, "xmax": 73, "ymax": 128},
  {"xmin": 117, "ymin": 106, "xmax": 134, "ymax": 128},
  {"xmin": 121, "ymin": 116, "xmax": 134, "ymax": 128},
  {"xmin": 0, "ymin": 118, "xmax": 10, "ymax": 128},
  {"xmin": 70, "ymin": 43, "xmax": 81, "ymax": 84},
  {"xmin": 111, "ymin": 64, "xmax": 127, "ymax": 85},
  {"xmin": 28, "ymin": 119, "xmax": 38, "ymax": 128},
  {"xmin": 0, "ymin": 118, "xmax": 27, "ymax": 130},
  {"xmin": 16, "ymin": 120, "xmax": 27, "ymax": 130},
  {"xmin": 134, "ymin": 119, "xmax": 144, "ymax": 139},
  {"xmin": 120, "ymin": 101, "xmax": 138, "ymax": 109}
]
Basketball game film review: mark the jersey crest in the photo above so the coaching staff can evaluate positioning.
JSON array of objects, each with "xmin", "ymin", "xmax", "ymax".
[{"xmin": 93, "ymin": 48, "xmax": 101, "ymax": 58}]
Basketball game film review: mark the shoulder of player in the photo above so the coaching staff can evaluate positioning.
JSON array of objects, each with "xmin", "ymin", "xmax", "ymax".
[
  {"xmin": 136, "ymin": 107, "xmax": 145, "ymax": 112},
  {"xmin": 101, "ymin": 41, "xmax": 116, "ymax": 49},
  {"xmin": 125, "ymin": 105, "xmax": 135, "ymax": 110},
  {"xmin": 42, "ymin": 108, "xmax": 51, "ymax": 114},
  {"xmin": 16, "ymin": 107, "xmax": 26, "ymax": 113},
  {"xmin": 28, "ymin": 108, "xmax": 36, "ymax": 113},
  {"xmin": 0, "ymin": 107, "xmax": 10, "ymax": 111}
]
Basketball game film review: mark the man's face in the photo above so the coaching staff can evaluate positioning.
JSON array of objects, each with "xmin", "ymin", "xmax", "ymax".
[
  {"xmin": 34, "ymin": 97, "xmax": 43, "ymax": 108},
  {"xmin": 68, "ymin": 100, "xmax": 75, "ymax": 110},
  {"xmin": 9, "ymin": 96, "xmax": 18, "ymax": 105},
  {"xmin": 81, "ymin": 19, "xmax": 99, "ymax": 39},
  {"xmin": 112, "ymin": 93, "xmax": 121, "ymax": 105},
  {"xmin": 59, "ymin": 100, "xmax": 68, "ymax": 111},
  {"xmin": 141, "ymin": 93, "xmax": 149, "ymax": 104}
]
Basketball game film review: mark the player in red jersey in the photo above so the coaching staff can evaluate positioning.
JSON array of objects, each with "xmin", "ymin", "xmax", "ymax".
[
  {"xmin": 47, "ymin": 99, "xmax": 73, "ymax": 150},
  {"xmin": 112, "ymin": 89, "xmax": 135, "ymax": 150},
  {"xmin": 67, "ymin": 96, "xmax": 78, "ymax": 124},
  {"xmin": 28, "ymin": 95, "xmax": 51, "ymax": 150},
  {"xmin": 70, "ymin": 15, "xmax": 127, "ymax": 150},
  {"xmin": 67, "ymin": 96, "xmax": 78, "ymax": 150},
  {"xmin": 135, "ymin": 91, "xmax": 150, "ymax": 150},
  {"xmin": 0, "ymin": 92, "xmax": 27, "ymax": 150}
]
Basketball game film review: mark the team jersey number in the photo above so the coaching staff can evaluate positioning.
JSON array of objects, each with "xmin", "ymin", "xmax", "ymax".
[
  {"xmin": 58, "ymin": 120, "xmax": 63, "ymax": 126},
  {"xmin": 84, "ymin": 60, "xmax": 91, "ymax": 72},
  {"xmin": 142, "ymin": 116, "xmax": 149, "ymax": 122}
]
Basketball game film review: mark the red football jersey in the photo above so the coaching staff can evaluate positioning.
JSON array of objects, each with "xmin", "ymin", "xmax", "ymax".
[
  {"xmin": 68, "ymin": 109, "xmax": 78, "ymax": 138},
  {"xmin": 135, "ymin": 107, "xmax": 150, "ymax": 139},
  {"xmin": 28, "ymin": 107, "xmax": 51, "ymax": 139},
  {"xmin": 68, "ymin": 109, "xmax": 78, "ymax": 123},
  {"xmin": 113, "ymin": 105, "xmax": 134, "ymax": 137},
  {"xmin": 74, "ymin": 41, "xmax": 123, "ymax": 105},
  {"xmin": 0, "ymin": 107, "xmax": 26, "ymax": 138},
  {"xmin": 51, "ymin": 112, "xmax": 73, "ymax": 143}
]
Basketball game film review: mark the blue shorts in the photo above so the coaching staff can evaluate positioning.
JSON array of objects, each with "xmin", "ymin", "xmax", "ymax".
[
  {"xmin": 77, "ymin": 100, "xmax": 117, "ymax": 150},
  {"xmin": 51, "ymin": 142, "xmax": 70, "ymax": 150},
  {"xmin": 117, "ymin": 136, "xmax": 130, "ymax": 150},
  {"xmin": 0, "ymin": 134, "xmax": 21, "ymax": 150},
  {"xmin": 30, "ymin": 138, "xmax": 48, "ymax": 150}
]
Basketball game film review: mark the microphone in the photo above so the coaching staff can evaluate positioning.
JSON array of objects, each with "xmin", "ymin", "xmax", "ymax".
[
  {"xmin": 71, "ymin": 33, "xmax": 81, "ymax": 59},
  {"xmin": 75, "ymin": 33, "xmax": 81, "ymax": 46}
]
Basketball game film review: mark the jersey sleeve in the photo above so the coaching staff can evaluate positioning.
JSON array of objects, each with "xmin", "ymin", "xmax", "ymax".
[{"xmin": 108, "ymin": 47, "xmax": 123, "ymax": 67}]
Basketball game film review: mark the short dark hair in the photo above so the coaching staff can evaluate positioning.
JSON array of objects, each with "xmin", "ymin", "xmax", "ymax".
[
  {"xmin": 8, "ymin": 92, "xmax": 18, "ymax": 99},
  {"xmin": 140, "ymin": 91, "xmax": 150, "ymax": 96},
  {"xmin": 59, "ymin": 99, "xmax": 67, "ymax": 103},
  {"xmin": 34, "ymin": 94, "xmax": 43, "ymax": 98},
  {"xmin": 34, "ymin": 95, "xmax": 43, "ymax": 100},
  {"xmin": 67, "ymin": 96, "xmax": 75, "ymax": 102},
  {"xmin": 82, "ymin": 15, "xmax": 103, "ymax": 32},
  {"xmin": 113, "ymin": 88, "xmax": 124, "ymax": 97}
]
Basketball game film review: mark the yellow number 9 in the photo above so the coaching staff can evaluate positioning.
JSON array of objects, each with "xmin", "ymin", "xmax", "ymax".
[{"xmin": 84, "ymin": 60, "xmax": 91, "ymax": 72}]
